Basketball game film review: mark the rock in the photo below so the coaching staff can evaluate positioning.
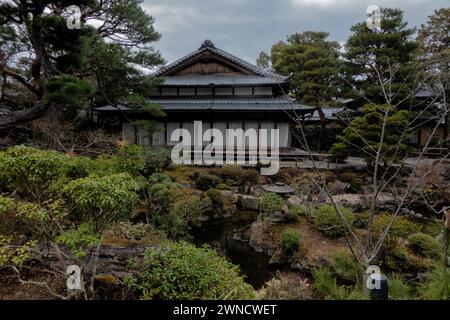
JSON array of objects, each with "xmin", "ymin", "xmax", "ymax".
[
  {"xmin": 269, "ymin": 250, "xmax": 285, "ymax": 266},
  {"xmin": 414, "ymin": 213, "xmax": 424, "ymax": 219},
  {"xmin": 287, "ymin": 195, "xmax": 306, "ymax": 207},
  {"xmin": 327, "ymin": 181, "xmax": 351, "ymax": 195},
  {"xmin": 237, "ymin": 194, "xmax": 259, "ymax": 211},
  {"xmin": 250, "ymin": 185, "xmax": 263, "ymax": 196},
  {"xmin": 329, "ymin": 194, "xmax": 364, "ymax": 211},
  {"xmin": 269, "ymin": 213, "xmax": 285, "ymax": 224},
  {"xmin": 219, "ymin": 190, "xmax": 234, "ymax": 201}
]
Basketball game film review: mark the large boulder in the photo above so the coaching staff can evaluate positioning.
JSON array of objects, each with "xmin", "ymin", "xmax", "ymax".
[{"xmin": 237, "ymin": 194, "xmax": 259, "ymax": 211}]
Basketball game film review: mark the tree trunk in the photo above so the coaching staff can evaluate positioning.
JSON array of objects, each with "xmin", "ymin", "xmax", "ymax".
[{"xmin": 0, "ymin": 100, "xmax": 48, "ymax": 130}]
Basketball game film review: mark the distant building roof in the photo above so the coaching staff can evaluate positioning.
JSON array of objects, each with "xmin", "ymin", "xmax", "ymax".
[{"xmin": 306, "ymin": 108, "xmax": 356, "ymax": 121}]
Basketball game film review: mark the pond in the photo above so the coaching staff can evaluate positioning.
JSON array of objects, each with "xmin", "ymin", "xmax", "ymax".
[{"xmin": 190, "ymin": 210, "xmax": 274, "ymax": 289}]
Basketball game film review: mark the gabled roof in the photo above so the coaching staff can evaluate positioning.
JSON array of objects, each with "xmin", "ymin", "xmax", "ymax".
[{"xmin": 156, "ymin": 39, "xmax": 288, "ymax": 83}]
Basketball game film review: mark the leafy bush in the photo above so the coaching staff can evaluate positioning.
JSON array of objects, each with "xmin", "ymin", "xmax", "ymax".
[
  {"xmin": 0, "ymin": 146, "xmax": 72, "ymax": 200},
  {"xmin": 279, "ymin": 228, "xmax": 301, "ymax": 255},
  {"xmin": 240, "ymin": 170, "xmax": 260, "ymax": 186},
  {"xmin": 214, "ymin": 165, "xmax": 243, "ymax": 186},
  {"xmin": 312, "ymin": 205, "xmax": 354, "ymax": 237},
  {"xmin": 331, "ymin": 251, "xmax": 363, "ymax": 284},
  {"xmin": 353, "ymin": 211, "xmax": 370, "ymax": 229},
  {"xmin": 147, "ymin": 172, "xmax": 174, "ymax": 185},
  {"xmin": 388, "ymin": 274, "xmax": 411, "ymax": 300},
  {"xmin": 407, "ymin": 233, "xmax": 443, "ymax": 259},
  {"xmin": 108, "ymin": 144, "xmax": 146, "ymax": 176},
  {"xmin": 329, "ymin": 142, "xmax": 348, "ymax": 163},
  {"xmin": 61, "ymin": 173, "xmax": 141, "ymax": 231},
  {"xmin": 171, "ymin": 195, "xmax": 211, "ymax": 228},
  {"xmin": 372, "ymin": 213, "xmax": 421, "ymax": 270},
  {"xmin": 418, "ymin": 266, "xmax": 450, "ymax": 300},
  {"xmin": 142, "ymin": 147, "xmax": 171, "ymax": 173},
  {"xmin": 216, "ymin": 183, "xmax": 233, "ymax": 191},
  {"xmin": 109, "ymin": 221, "xmax": 166, "ymax": 242},
  {"xmin": 130, "ymin": 241, "xmax": 255, "ymax": 300},
  {"xmin": 194, "ymin": 173, "xmax": 221, "ymax": 190},
  {"xmin": 312, "ymin": 268, "xmax": 347, "ymax": 300},
  {"xmin": 259, "ymin": 192, "xmax": 284, "ymax": 218},
  {"xmin": 205, "ymin": 189, "xmax": 225, "ymax": 214},
  {"xmin": 285, "ymin": 205, "xmax": 308, "ymax": 223},
  {"xmin": 373, "ymin": 213, "xmax": 420, "ymax": 238}
]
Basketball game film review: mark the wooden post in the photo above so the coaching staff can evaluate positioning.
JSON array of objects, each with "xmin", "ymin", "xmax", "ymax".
[{"xmin": 444, "ymin": 208, "xmax": 450, "ymax": 231}]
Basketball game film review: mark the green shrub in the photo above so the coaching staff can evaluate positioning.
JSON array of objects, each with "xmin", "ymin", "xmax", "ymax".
[
  {"xmin": 329, "ymin": 142, "xmax": 348, "ymax": 163},
  {"xmin": 214, "ymin": 165, "xmax": 243, "ymax": 186},
  {"xmin": 312, "ymin": 205, "xmax": 354, "ymax": 237},
  {"xmin": 171, "ymin": 195, "xmax": 211, "ymax": 228},
  {"xmin": 110, "ymin": 144, "xmax": 146, "ymax": 176},
  {"xmin": 259, "ymin": 192, "xmax": 284, "ymax": 218},
  {"xmin": 407, "ymin": 233, "xmax": 443, "ymax": 259},
  {"xmin": 279, "ymin": 228, "xmax": 301, "ymax": 255},
  {"xmin": 194, "ymin": 173, "xmax": 221, "ymax": 190},
  {"xmin": 0, "ymin": 146, "xmax": 72, "ymax": 200},
  {"xmin": 285, "ymin": 205, "xmax": 308, "ymax": 223},
  {"xmin": 216, "ymin": 183, "xmax": 233, "ymax": 191},
  {"xmin": 240, "ymin": 170, "xmax": 260, "ymax": 186},
  {"xmin": 110, "ymin": 221, "xmax": 166, "ymax": 242},
  {"xmin": 373, "ymin": 213, "xmax": 420, "ymax": 238},
  {"xmin": 205, "ymin": 189, "xmax": 225, "ymax": 213},
  {"xmin": 372, "ymin": 213, "xmax": 421, "ymax": 270},
  {"xmin": 312, "ymin": 268, "xmax": 347, "ymax": 300},
  {"xmin": 147, "ymin": 172, "xmax": 173, "ymax": 185},
  {"xmin": 418, "ymin": 266, "xmax": 450, "ymax": 300},
  {"xmin": 142, "ymin": 147, "xmax": 171, "ymax": 173},
  {"xmin": 61, "ymin": 173, "xmax": 141, "ymax": 231},
  {"xmin": 331, "ymin": 251, "xmax": 363, "ymax": 284},
  {"xmin": 130, "ymin": 241, "xmax": 255, "ymax": 300},
  {"xmin": 388, "ymin": 274, "xmax": 411, "ymax": 300},
  {"xmin": 353, "ymin": 211, "xmax": 370, "ymax": 229}
]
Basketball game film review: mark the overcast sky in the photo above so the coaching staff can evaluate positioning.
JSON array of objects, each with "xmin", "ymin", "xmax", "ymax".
[{"xmin": 141, "ymin": 0, "xmax": 448, "ymax": 65}]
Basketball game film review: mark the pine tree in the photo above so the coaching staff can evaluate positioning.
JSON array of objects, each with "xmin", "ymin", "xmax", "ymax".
[
  {"xmin": 342, "ymin": 8, "xmax": 418, "ymax": 106},
  {"xmin": 0, "ymin": 0, "xmax": 164, "ymax": 129},
  {"xmin": 271, "ymin": 31, "xmax": 341, "ymax": 110}
]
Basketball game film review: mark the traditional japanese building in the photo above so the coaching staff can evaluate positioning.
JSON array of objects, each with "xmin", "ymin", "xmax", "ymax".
[{"xmin": 96, "ymin": 40, "xmax": 314, "ymax": 154}]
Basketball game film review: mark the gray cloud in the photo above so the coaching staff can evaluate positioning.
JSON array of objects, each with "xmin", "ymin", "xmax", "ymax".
[{"xmin": 142, "ymin": 0, "xmax": 447, "ymax": 64}]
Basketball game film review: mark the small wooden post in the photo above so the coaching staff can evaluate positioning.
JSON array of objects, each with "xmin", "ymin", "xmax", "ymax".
[{"xmin": 444, "ymin": 207, "xmax": 450, "ymax": 230}]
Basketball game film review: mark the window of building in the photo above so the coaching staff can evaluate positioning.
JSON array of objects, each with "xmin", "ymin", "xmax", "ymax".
[
  {"xmin": 179, "ymin": 88, "xmax": 195, "ymax": 96},
  {"xmin": 254, "ymin": 87, "xmax": 272, "ymax": 96},
  {"xmin": 215, "ymin": 87, "xmax": 233, "ymax": 96},
  {"xmin": 234, "ymin": 87, "xmax": 253, "ymax": 96}
]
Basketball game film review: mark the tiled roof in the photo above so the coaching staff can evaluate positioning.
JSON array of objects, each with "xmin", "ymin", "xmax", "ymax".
[
  {"xmin": 306, "ymin": 108, "xmax": 356, "ymax": 121},
  {"xmin": 161, "ymin": 75, "xmax": 287, "ymax": 86},
  {"xmin": 95, "ymin": 97, "xmax": 315, "ymax": 112},
  {"xmin": 156, "ymin": 40, "xmax": 288, "ymax": 83}
]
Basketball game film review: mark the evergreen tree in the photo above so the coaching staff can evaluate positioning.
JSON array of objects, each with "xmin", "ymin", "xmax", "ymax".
[
  {"xmin": 342, "ymin": 8, "xmax": 418, "ymax": 106},
  {"xmin": 271, "ymin": 31, "xmax": 341, "ymax": 111},
  {"xmin": 0, "ymin": 0, "xmax": 164, "ymax": 129},
  {"xmin": 330, "ymin": 104, "xmax": 410, "ymax": 164},
  {"xmin": 417, "ymin": 8, "xmax": 450, "ymax": 149}
]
